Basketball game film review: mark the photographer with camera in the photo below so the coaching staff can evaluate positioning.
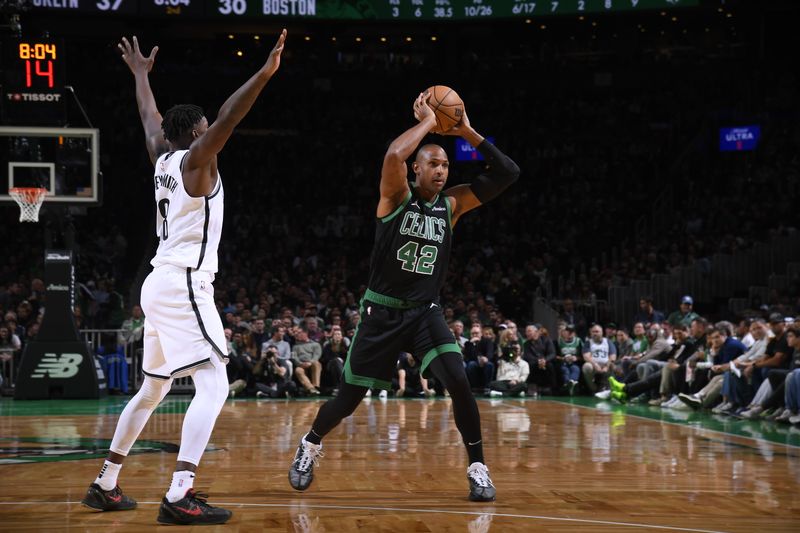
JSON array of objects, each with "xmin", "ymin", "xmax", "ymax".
[
  {"xmin": 487, "ymin": 341, "xmax": 529, "ymax": 397},
  {"xmin": 253, "ymin": 345, "xmax": 297, "ymax": 399}
]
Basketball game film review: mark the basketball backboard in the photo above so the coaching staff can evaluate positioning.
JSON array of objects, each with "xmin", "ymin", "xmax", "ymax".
[{"xmin": 0, "ymin": 126, "xmax": 100, "ymax": 205}]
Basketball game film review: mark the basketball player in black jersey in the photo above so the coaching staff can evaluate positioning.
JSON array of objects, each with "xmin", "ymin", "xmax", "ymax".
[{"xmin": 289, "ymin": 92, "xmax": 520, "ymax": 501}]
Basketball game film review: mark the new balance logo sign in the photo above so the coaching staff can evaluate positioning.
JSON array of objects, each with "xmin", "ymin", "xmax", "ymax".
[{"xmin": 31, "ymin": 353, "xmax": 83, "ymax": 379}]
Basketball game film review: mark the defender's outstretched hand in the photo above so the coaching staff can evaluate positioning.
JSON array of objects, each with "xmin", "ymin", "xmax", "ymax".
[
  {"xmin": 263, "ymin": 29, "xmax": 287, "ymax": 77},
  {"xmin": 118, "ymin": 36, "xmax": 158, "ymax": 75}
]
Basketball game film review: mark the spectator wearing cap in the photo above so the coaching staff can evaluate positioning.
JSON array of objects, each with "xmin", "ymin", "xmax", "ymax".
[
  {"xmin": 667, "ymin": 296, "xmax": 699, "ymax": 328},
  {"xmin": 557, "ymin": 324, "xmax": 583, "ymax": 394},
  {"xmin": 604, "ymin": 323, "xmax": 618, "ymax": 345},
  {"xmin": 488, "ymin": 341, "xmax": 529, "ymax": 397},
  {"xmin": 632, "ymin": 296, "xmax": 665, "ymax": 327}
]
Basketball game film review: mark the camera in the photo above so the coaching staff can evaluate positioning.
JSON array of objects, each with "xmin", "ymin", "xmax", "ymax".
[{"xmin": 502, "ymin": 341, "xmax": 520, "ymax": 359}]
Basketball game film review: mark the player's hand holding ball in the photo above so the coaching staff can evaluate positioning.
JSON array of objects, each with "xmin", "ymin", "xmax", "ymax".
[{"xmin": 413, "ymin": 91, "xmax": 437, "ymax": 127}]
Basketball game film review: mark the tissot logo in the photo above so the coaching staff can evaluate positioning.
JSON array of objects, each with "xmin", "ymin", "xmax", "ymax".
[
  {"xmin": 45, "ymin": 253, "xmax": 70, "ymax": 261},
  {"xmin": 6, "ymin": 93, "xmax": 62, "ymax": 102},
  {"xmin": 31, "ymin": 353, "xmax": 82, "ymax": 379},
  {"xmin": 46, "ymin": 284, "xmax": 69, "ymax": 291}
]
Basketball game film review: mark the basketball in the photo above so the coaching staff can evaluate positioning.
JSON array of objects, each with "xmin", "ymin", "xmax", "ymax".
[{"xmin": 425, "ymin": 85, "xmax": 464, "ymax": 134}]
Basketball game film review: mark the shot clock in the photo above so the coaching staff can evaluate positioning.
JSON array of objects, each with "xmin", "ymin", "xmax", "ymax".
[{"xmin": 2, "ymin": 39, "xmax": 66, "ymax": 125}]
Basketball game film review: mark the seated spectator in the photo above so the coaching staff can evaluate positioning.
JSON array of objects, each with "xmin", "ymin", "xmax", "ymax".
[
  {"xmin": 682, "ymin": 322, "xmax": 746, "ymax": 407},
  {"xmin": 735, "ymin": 318, "xmax": 755, "ymax": 349},
  {"xmin": 632, "ymin": 296, "xmax": 665, "ymax": 326},
  {"xmin": 730, "ymin": 315, "xmax": 792, "ymax": 418},
  {"xmin": 630, "ymin": 324, "xmax": 672, "ymax": 384},
  {"xmin": 263, "ymin": 325, "xmax": 293, "ymax": 374},
  {"xmin": 227, "ymin": 338, "xmax": 255, "ymax": 398},
  {"xmin": 523, "ymin": 324, "xmax": 557, "ymax": 395},
  {"xmin": 666, "ymin": 295, "xmax": 699, "ymax": 328},
  {"xmin": 291, "ymin": 327, "xmax": 322, "ymax": 395},
  {"xmin": 771, "ymin": 325, "xmax": 800, "ymax": 423},
  {"xmin": 117, "ymin": 304, "xmax": 144, "ymax": 347},
  {"xmin": 0, "ymin": 325, "xmax": 21, "ymax": 364},
  {"xmin": 488, "ymin": 341, "xmax": 529, "ymax": 397},
  {"xmin": 606, "ymin": 324, "xmax": 693, "ymax": 404},
  {"xmin": 304, "ymin": 316, "xmax": 325, "ymax": 344},
  {"xmin": 557, "ymin": 324, "xmax": 583, "ymax": 395},
  {"xmin": 583, "ymin": 324, "xmax": 616, "ymax": 394},
  {"xmin": 710, "ymin": 319, "xmax": 769, "ymax": 413},
  {"xmin": 254, "ymin": 346, "xmax": 297, "ymax": 398},
  {"xmin": 250, "ymin": 318, "xmax": 269, "ymax": 352},
  {"xmin": 677, "ymin": 322, "xmax": 747, "ymax": 410},
  {"xmin": 320, "ymin": 327, "xmax": 348, "ymax": 393},
  {"xmin": 615, "ymin": 327, "xmax": 634, "ymax": 360},
  {"xmin": 726, "ymin": 313, "xmax": 789, "ymax": 414},
  {"xmin": 463, "ymin": 324, "xmax": 495, "ymax": 390},
  {"xmin": 451, "ymin": 320, "xmax": 468, "ymax": 348},
  {"xmin": 397, "ymin": 352, "xmax": 435, "ymax": 397}
]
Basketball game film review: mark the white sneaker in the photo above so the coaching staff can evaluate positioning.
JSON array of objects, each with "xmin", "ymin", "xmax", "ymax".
[
  {"xmin": 378, "ymin": 390, "xmax": 388, "ymax": 399},
  {"xmin": 740, "ymin": 406, "xmax": 764, "ymax": 419},
  {"xmin": 712, "ymin": 402, "xmax": 732, "ymax": 414},
  {"xmin": 466, "ymin": 462, "xmax": 496, "ymax": 502},
  {"xmin": 594, "ymin": 389, "xmax": 611, "ymax": 400},
  {"xmin": 364, "ymin": 389, "xmax": 372, "ymax": 398},
  {"xmin": 789, "ymin": 414, "xmax": 800, "ymax": 425},
  {"xmin": 671, "ymin": 401, "xmax": 691, "ymax": 411},
  {"xmin": 660, "ymin": 395, "xmax": 677, "ymax": 408},
  {"xmin": 775, "ymin": 408, "xmax": 794, "ymax": 423},
  {"xmin": 489, "ymin": 390, "xmax": 503, "ymax": 397}
]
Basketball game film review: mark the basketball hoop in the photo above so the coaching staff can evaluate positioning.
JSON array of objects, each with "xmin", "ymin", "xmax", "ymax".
[{"xmin": 9, "ymin": 187, "xmax": 48, "ymax": 222}]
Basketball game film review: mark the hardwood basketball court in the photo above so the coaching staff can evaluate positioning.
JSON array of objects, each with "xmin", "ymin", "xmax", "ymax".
[{"xmin": 1, "ymin": 396, "xmax": 798, "ymax": 532}]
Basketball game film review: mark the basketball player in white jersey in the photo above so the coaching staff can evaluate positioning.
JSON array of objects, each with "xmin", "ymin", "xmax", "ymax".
[{"xmin": 80, "ymin": 30, "xmax": 287, "ymax": 525}]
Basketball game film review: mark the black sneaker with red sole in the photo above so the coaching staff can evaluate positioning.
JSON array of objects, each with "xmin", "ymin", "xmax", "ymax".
[
  {"xmin": 157, "ymin": 489, "xmax": 232, "ymax": 525},
  {"xmin": 81, "ymin": 483, "xmax": 137, "ymax": 511}
]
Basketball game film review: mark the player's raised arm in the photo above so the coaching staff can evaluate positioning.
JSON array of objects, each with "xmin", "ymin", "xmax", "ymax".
[
  {"xmin": 377, "ymin": 92, "xmax": 437, "ymax": 218},
  {"xmin": 118, "ymin": 36, "xmax": 168, "ymax": 166},
  {"xmin": 442, "ymin": 111, "xmax": 520, "ymax": 227},
  {"xmin": 182, "ymin": 29, "xmax": 286, "ymax": 188}
]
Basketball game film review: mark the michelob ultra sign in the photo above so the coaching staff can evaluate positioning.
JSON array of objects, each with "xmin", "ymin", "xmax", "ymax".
[{"xmin": 719, "ymin": 125, "xmax": 760, "ymax": 151}]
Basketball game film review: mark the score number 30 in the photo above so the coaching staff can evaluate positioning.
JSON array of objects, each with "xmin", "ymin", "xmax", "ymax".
[{"xmin": 19, "ymin": 43, "xmax": 57, "ymax": 89}]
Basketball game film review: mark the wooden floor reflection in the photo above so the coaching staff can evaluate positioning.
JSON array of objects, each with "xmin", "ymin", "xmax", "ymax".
[{"xmin": 1, "ymin": 396, "xmax": 799, "ymax": 532}]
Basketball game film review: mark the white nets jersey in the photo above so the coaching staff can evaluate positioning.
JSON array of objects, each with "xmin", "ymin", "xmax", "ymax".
[{"xmin": 150, "ymin": 150, "xmax": 224, "ymax": 273}]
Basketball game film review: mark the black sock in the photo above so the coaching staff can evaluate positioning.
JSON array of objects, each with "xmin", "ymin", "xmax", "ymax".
[
  {"xmin": 304, "ymin": 430, "xmax": 322, "ymax": 445},
  {"xmin": 428, "ymin": 352, "xmax": 486, "ymax": 465},
  {"xmin": 466, "ymin": 439, "xmax": 485, "ymax": 465}
]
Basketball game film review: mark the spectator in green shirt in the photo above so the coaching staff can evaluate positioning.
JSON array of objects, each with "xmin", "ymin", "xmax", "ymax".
[{"xmin": 667, "ymin": 295, "xmax": 699, "ymax": 328}]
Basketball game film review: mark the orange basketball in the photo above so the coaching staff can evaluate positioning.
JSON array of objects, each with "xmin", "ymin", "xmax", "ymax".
[{"xmin": 425, "ymin": 85, "xmax": 464, "ymax": 134}]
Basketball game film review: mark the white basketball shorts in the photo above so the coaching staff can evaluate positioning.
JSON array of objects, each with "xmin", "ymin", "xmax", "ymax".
[{"xmin": 140, "ymin": 264, "xmax": 228, "ymax": 379}]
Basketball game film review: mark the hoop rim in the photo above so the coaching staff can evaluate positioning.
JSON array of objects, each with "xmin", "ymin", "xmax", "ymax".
[{"xmin": 9, "ymin": 187, "xmax": 48, "ymax": 194}]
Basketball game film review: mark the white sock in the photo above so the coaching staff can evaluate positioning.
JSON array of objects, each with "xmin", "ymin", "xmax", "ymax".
[
  {"xmin": 165, "ymin": 470, "xmax": 195, "ymax": 503},
  {"xmin": 94, "ymin": 460, "xmax": 122, "ymax": 491}
]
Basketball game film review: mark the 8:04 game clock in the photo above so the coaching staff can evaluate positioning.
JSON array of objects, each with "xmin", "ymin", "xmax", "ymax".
[{"xmin": 2, "ymin": 38, "xmax": 66, "ymax": 126}]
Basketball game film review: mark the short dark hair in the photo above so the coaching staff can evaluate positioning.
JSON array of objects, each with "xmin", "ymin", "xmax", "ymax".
[
  {"xmin": 162, "ymin": 104, "xmax": 204, "ymax": 142},
  {"xmin": 691, "ymin": 317, "xmax": 708, "ymax": 328}
]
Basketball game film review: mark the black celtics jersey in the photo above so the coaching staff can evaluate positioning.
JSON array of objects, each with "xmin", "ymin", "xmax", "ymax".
[{"xmin": 367, "ymin": 187, "xmax": 453, "ymax": 303}]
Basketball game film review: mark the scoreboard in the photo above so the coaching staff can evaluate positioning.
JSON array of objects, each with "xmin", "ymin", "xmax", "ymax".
[{"xmin": 29, "ymin": 0, "xmax": 698, "ymax": 20}]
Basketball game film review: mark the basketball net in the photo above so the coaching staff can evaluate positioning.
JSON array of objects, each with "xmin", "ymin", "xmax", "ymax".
[{"xmin": 9, "ymin": 187, "xmax": 47, "ymax": 222}]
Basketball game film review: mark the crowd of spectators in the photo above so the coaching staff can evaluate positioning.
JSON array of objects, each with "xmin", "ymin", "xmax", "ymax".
[{"xmin": 2, "ymin": 8, "xmax": 799, "ymax": 403}]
